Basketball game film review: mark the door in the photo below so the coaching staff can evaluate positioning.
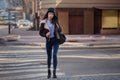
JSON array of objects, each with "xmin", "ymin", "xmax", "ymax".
[
  {"xmin": 58, "ymin": 11, "xmax": 69, "ymax": 34},
  {"xmin": 94, "ymin": 9, "xmax": 102, "ymax": 34},
  {"xmin": 69, "ymin": 15, "xmax": 83, "ymax": 34}
]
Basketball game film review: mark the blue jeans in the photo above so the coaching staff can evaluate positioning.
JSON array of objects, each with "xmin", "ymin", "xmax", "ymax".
[{"xmin": 46, "ymin": 37, "xmax": 59, "ymax": 70}]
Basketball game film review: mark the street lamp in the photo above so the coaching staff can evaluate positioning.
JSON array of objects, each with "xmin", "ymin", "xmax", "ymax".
[
  {"xmin": 7, "ymin": 1, "xmax": 12, "ymax": 34},
  {"xmin": 7, "ymin": 7, "xmax": 23, "ymax": 34},
  {"xmin": 8, "ymin": 8, "xmax": 11, "ymax": 34}
]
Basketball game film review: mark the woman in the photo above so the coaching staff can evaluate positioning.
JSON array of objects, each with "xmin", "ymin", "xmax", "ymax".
[{"xmin": 39, "ymin": 8, "xmax": 62, "ymax": 79}]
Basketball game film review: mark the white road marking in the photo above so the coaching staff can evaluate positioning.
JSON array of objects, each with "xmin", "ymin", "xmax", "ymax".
[
  {"xmin": 73, "ymin": 73, "xmax": 120, "ymax": 77},
  {"xmin": 0, "ymin": 62, "xmax": 46, "ymax": 67},
  {"xmin": 0, "ymin": 59, "xmax": 46, "ymax": 63},
  {"xmin": 0, "ymin": 51, "xmax": 120, "ymax": 59},
  {"xmin": 0, "ymin": 65, "xmax": 47, "ymax": 69},
  {"xmin": 0, "ymin": 68, "xmax": 60, "ymax": 74},
  {"xmin": 1, "ymin": 72, "xmax": 65, "ymax": 80},
  {"xmin": 59, "ymin": 54, "xmax": 120, "ymax": 59},
  {"xmin": 0, "ymin": 45, "xmax": 66, "ymax": 79}
]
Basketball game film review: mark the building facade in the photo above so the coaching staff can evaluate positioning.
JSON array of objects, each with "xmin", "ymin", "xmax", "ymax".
[{"xmin": 34, "ymin": 0, "xmax": 120, "ymax": 35}]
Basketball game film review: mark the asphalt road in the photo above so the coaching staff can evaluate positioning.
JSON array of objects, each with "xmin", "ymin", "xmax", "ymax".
[
  {"xmin": 0, "ymin": 45, "xmax": 120, "ymax": 80},
  {"xmin": 58, "ymin": 48, "xmax": 120, "ymax": 77}
]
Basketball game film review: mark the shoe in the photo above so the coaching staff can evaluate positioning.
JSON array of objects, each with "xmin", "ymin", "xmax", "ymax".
[
  {"xmin": 53, "ymin": 70, "xmax": 57, "ymax": 78},
  {"xmin": 47, "ymin": 69, "xmax": 51, "ymax": 79}
]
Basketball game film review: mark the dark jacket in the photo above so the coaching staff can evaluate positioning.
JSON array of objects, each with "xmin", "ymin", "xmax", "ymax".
[{"xmin": 39, "ymin": 19, "xmax": 62, "ymax": 39}]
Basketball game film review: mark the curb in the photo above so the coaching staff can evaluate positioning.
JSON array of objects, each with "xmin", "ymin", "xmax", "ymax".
[
  {"xmin": 0, "ymin": 37, "xmax": 6, "ymax": 45},
  {"xmin": 0, "ymin": 35, "xmax": 21, "ymax": 46},
  {"xmin": 5, "ymin": 35, "xmax": 21, "ymax": 41},
  {"xmin": 2, "ymin": 35, "xmax": 120, "ymax": 48}
]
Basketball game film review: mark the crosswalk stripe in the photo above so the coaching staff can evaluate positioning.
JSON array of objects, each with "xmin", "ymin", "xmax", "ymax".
[
  {"xmin": 0, "ymin": 50, "xmax": 46, "ymax": 53},
  {"xmin": 0, "ymin": 65, "xmax": 47, "ymax": 70},
  {"xmin": 0, "ymin": 45, "xmax": 65, "ymax": 79},
  {"xmin": 0, "ymin": 72, "xmax": 65, "ymax": 80},
  {"xmin": 0, "ymin": 56, "xmax": 47, "ymax": 59},
  {"xmin": 0, "ymin": 49, "xmax": 81, "ymax": 53},
  {"xmin": 10, "ymin": 45, "xmax": 42, "ymax": 48},
  {"xmin": 0, "ymin": 59, "xmax": 46, "ymax": 63},
  {"xmin": 0, "ymin": 62, "xmax": 46, "ymax": 67},
  {"xmin": 0, "ymin": 64, "xmax": 59, "ymax": 70},
  {"xmin": 0, "ymin": 54, "xmax": 46, "ymax": 57},
  {"xmin": 0, "ymin": 56, "xmax": 47, "ymax": 60},
  {"xmin": 0, "ymin": 66, "xmax": 60, "ymax": 71},
  {"xmin": 0, "ymin": 68, "xmax": 60, "ymax": 74}
]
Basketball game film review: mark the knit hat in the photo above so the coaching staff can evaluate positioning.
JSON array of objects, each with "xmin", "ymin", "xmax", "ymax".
[{"xmin": 47, "ymin": 8, "xmax": 55, "ymax": 13}]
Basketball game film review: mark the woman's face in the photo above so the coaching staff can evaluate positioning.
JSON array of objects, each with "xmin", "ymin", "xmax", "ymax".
[{"xmin": 48, "ymin": 12, "xmax": 54, "ymax": 20}]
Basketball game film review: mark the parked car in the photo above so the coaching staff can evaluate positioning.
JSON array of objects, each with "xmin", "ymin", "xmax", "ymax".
[
  {"xmin": 3, "ymin": 16, "xmax": 15, "ymax": 20},
  {"xmin": 17, "ymin": 19, "xmax": 33, "ymax": 28},
  {"xmin": 9, "ymin": 20, "xmax": 17, "ymax": 27},
  {"xmin": 1, "ymin": 20, "xmax": 17, "ymax": 25}
]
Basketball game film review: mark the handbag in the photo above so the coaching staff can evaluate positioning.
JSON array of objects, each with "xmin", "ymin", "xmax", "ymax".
[{"xmin": 59, "ymin": 33, "xmax": 66, "ymax": 45}]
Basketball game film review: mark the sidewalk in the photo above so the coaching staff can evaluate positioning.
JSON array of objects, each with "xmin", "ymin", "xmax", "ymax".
[
  {"xmin": 0, "ymin": 27, "xmax": 120, "ymax": 48},
  {"xmin": 4, "ymin": 35, "xmax": 120, "ymax": 48}
]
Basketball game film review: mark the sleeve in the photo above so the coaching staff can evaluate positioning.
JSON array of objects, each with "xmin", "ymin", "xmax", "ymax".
[
  {"xmin": 39, "ymin": 23, "xmax": 49, "ymax": 37},
  {"xmin": 56, "ymin": 21, "xmax": 62, "ymax": 33}
]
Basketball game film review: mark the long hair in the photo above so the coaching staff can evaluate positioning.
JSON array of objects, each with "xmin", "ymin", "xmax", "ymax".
[{"xmin": 43, "ymin": 11, "xmax": 58, "ymax": 24}]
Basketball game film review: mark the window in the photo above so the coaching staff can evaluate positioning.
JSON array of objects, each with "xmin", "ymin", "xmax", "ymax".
[{"xmin": 102, "ymin": 10, "xmax": 118, "ymax": 29}]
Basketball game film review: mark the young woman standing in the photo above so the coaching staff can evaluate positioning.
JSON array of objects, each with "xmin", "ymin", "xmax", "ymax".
[{"xmin": 39, "ymin": 8, "xmax": 62, "ymax": 79}]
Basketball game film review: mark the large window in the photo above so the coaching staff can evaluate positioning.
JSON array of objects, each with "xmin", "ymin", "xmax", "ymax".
[{"xmin": 102, "ymin": 10, "xmax": 119, "ymax": 29}]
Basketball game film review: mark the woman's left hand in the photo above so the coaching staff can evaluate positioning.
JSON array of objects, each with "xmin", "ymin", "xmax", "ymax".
[{"xmin": 46, "ymin": 32, "xmax": 51, "ymax": 38}]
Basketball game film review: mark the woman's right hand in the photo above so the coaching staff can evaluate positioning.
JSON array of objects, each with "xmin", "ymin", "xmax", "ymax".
[{"xmin": 46, "ymin": 32, "xmax": 50, "ymax": 38}]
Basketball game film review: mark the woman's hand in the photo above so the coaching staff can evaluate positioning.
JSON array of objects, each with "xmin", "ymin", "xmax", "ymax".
[{"xmin": 46, "ymin": 32, "xmax": 50, "ymax": 38}]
